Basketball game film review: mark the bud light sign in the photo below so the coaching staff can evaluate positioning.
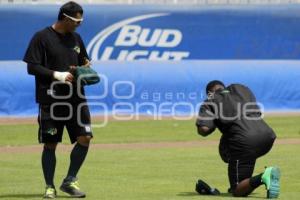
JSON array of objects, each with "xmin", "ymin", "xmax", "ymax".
[
  {"xmin": 87, "ymin": 13, "xmax": 190, "ymax": 61},
  {"xmin": 1, "ymin": 5, "xmax": 300, "ymax": 61}
]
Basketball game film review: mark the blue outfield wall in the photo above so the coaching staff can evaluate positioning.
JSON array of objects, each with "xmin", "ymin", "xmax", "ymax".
[
  {"xmin": 0, "ymin": 5, "xmax": 300, "ymax": 116},
  {"xmin": 0, "ymin": 61, "xmax": 300, "ymax": 116}
]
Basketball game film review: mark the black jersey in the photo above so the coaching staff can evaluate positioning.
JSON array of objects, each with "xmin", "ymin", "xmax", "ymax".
[
  {"xmin": 196, "ymin": 84, "xmax": 276, "ymax": 159},
  {"xmin": 23, "ymin": 26, "xmax": 89, "ymax": 104}
]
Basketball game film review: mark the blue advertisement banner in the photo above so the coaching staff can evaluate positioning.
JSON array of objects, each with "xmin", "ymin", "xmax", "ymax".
[{"xmin": 1, "ymin": 4, "xmax": 300, "ymax": 61}]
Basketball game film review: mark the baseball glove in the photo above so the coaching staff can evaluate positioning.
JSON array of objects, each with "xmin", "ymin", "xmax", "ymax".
[
  {"xmin": 75, "ymin": 66, "xmax": 100, "ymax": 86},
  {"xmin": 195, "ymin": 179, "xmax": 220, "ymax": 195}
]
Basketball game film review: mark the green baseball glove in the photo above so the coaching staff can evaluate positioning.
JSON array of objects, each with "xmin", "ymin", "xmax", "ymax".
[{"xmin": 75, "ymin": 66, "xmax": 100, "ymax": 86}]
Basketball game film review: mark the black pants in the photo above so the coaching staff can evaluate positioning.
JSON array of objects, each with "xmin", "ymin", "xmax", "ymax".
[
  {"xmin": 227, "ymin": 137, "xmax": 275, "ymax": 190},
  {"xmin": 228, "ymin": 159, "xmax": 256, "ymax": 190}
]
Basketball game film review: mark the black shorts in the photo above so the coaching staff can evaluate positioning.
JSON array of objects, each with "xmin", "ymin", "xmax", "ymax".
[
  {"xmin": 38, "ymin": 102, "xmax": 93, "ymax": 144},
  {"xmin": 228, "ymin": 159, "xmax": 256, "ymax": 191}
]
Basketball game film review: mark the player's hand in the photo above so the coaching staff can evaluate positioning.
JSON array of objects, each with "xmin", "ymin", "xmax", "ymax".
[
  {"xmin": 53, "ymin": 71, "xmax": 74, "ymax": 84},
  {"xmin": 65, "ymin": 73, "xmax": 74, "ymax": 83}
]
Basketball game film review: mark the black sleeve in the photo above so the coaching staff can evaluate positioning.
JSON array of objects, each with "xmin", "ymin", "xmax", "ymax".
[
  {"xmin": 77, "ymin": 34, "xmax": 89, "ymax": 65},
  {"xmin": 23, "ymin": 32, "xmax": 53, "ymax": 78},
  {"xmin": 196, "ymin": 100, "xmax": 216, "ymax": 130},
  {"xmin": 27, "ymin": 63, "xmax": 53, "ymax": 78}
]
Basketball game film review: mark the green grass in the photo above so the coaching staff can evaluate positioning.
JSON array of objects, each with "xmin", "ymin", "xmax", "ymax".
[
  {"xmin": 0, "ymin": 144, "xmax": 299, "ymax": 199},
  {"xmin": 0, "ymin": 116, "xmax": 299, "ymax": 199},
  {"xmin": 0, "ymin": 116, "xmax": 300, "ymax": 146}
]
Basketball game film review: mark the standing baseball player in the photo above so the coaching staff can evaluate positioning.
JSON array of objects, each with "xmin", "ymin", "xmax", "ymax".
[
  {"xmin": 196, "ymin": 80, "xmax": 280, "ymax": 198},
  {"xmin": 23, "ymin": 1, "xmax": 92, "ymax": 198}
]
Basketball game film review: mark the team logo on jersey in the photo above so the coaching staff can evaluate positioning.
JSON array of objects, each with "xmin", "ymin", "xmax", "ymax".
[
  {"xmin": 87, "ymin": 13, "xmax": 190, "ymax": 61},
  {"xmin": 46, "ymin": 128, "xmax": 58, "ymax": 135},
  {"xmin": 73, "ymin": 46, "xmax": 81, "ymax": 54},
  {"xmin": 220, "ymin": 90, "xmax": 230, "ymax": 94}
]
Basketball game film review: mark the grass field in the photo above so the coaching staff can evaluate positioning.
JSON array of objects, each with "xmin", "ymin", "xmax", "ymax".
[{"xmin": 0, "ymin": 116, "xmax": 300, "ymax": 199}]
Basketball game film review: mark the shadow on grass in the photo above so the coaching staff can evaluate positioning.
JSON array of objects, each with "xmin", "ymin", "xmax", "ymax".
[
  {"xmin": 177, "ymin": 192, "xmax": 265, "ymax": 199},
  {"xmin": 0, "ymin": 194, "xmax": 41, "ymax": 199},
  {"xmin": 177, "ymin": 192, "xmax": 232, "ymax": 198},
  {"xmin": 0, "ymin": 194, "xmax": 71, "ymax": 199}
]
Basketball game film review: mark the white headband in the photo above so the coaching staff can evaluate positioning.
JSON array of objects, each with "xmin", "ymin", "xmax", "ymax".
[{"xmin": 63, "ymin": 13, "xmax": 83, "ymax": 22}]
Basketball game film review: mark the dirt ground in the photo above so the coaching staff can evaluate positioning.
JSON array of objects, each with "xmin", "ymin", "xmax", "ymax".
[
  {"xmin": 1, "ymin": 138, "xmax": 299, "ymax": 154},
  {"xmin": 0, "ymin": 114, "xmax": 299, "ymax": 153},
  {"xmin": 0, "ymin": 112, "xmax": 300, "ymax": 125}
]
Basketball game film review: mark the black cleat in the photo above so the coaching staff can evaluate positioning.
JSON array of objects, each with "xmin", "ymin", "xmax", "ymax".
[{"xmin": 60, "ymin": 178, "xmax": 86, "ymax": 198}]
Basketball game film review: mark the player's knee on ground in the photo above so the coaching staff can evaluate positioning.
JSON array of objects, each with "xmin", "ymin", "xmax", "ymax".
[
  {"xmin": 77, "ymin": 135, "xmax": 92, "ymax": 146},
  {"xmin": 232, "ymin": 187, "xmax": 250, "ymax": 197}
]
